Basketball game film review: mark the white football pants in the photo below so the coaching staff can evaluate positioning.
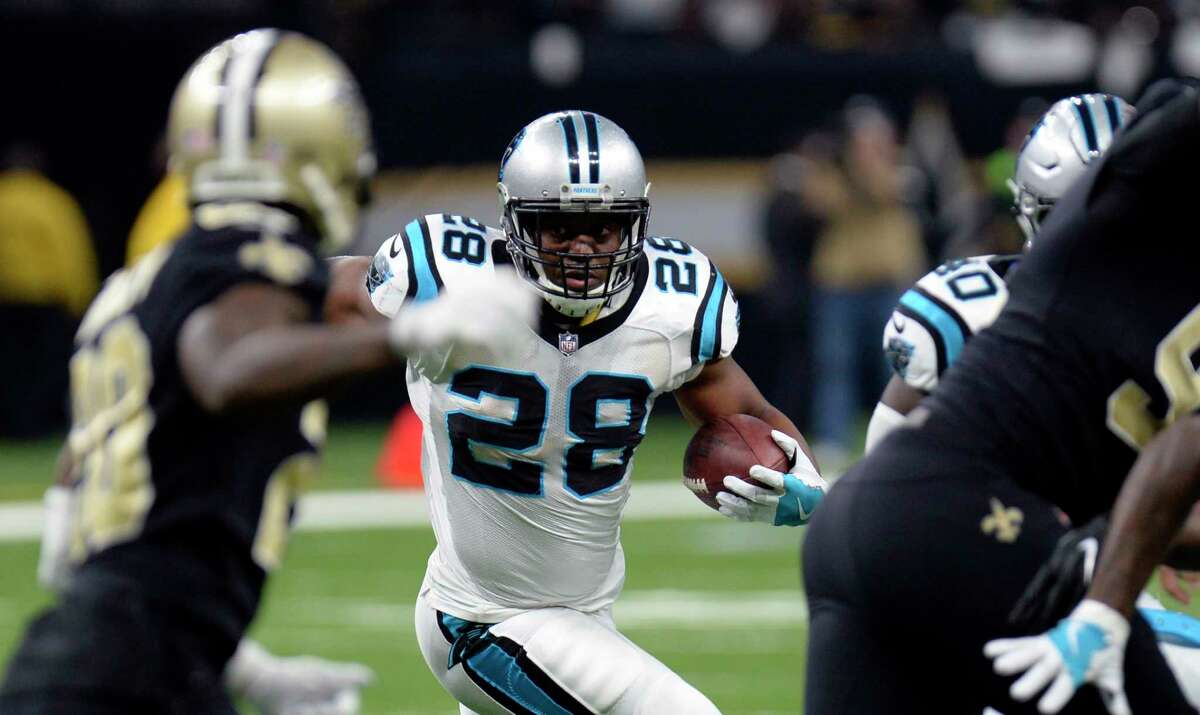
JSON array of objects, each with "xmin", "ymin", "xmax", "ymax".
[{"xmin": 415, "ymin": 590, "xmax": 720, "ymax": 714}]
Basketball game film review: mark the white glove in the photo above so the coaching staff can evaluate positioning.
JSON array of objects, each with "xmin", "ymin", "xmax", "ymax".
[
  {"xmin": 716, "ymin": 430, "xmax": 827, "ymax": 527},
  {"xmin": 225, "ymin": 640, "xmax": 374, "ymax": 715},
  {"xmin": 388, "ymin": 267, "xmax": 539, "ymax": 356},
  {"xmin": 37, "ymin": 485, "xmax": 77, "ymax": 592},
  {"xmin": 985, "ymin": 599, "xmax": 1130, "ymax": 715}
]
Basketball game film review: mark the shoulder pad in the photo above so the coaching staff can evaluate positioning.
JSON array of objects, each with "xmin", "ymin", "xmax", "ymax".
[
  {"xmin": 639, "ymin": 237, "xmax": 739, "ymax": 368},
  {"xmin": 367, "ymin": 213, "xmax": 503, "ymax": 317},
  {"xmin": 884, "ymin": 255, "xmax": 1012, "ymax": 389}
]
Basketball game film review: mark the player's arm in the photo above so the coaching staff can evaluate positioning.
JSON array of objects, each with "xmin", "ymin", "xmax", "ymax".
[
  {"xmin": 324, "ymin": 255, "xmax": 379, "ymax": 325},
  {"xmin": 866, "ymin": 298, "xmax": 943, "ymax": 452},
  {"xmin": 1088, "ymin": 415, "xmax": 1200, "ymax": 615},
  {"xmin": 178, "ymin": 282, "xmax": 399, "ymax": 414},
  {"xmin": 865, "ymin": 376, "xmax": 927, "ymax": 453},
  {"xmin": 675, "ymin": 358, "xmax": 826, "ymax": 527},
  {"xmin": 674, "ymin": 357, "xmax": 805, "ymax": 450},
  {"xmin": 986, "ymin": 415, "xmax": 1200, "ymax": 714},
  {"xmin": 37, "ymin": 443, "xmax": 80, "ymax": 592}
]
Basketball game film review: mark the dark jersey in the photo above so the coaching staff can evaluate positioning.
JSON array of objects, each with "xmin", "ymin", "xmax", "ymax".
[
  {"xmin": 877, "ymin": 83, "xmax": 1200, "ymax": 523},
  {"xmin": 67, "ymin": 202, "xmax": 328, "ymax": 667}
]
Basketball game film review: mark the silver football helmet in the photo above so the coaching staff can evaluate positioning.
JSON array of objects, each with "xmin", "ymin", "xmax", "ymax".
[
  {"xmin": 498, "ymin": 111, "xmax": 651, "ymax": 318},
  {"xmin": 1009, "ymin": 93, "xmax": 1133, "ymax": 248}
]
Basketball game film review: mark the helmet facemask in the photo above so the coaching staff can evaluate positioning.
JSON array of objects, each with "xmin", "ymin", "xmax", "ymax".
[
  {"xmin": 1008, "ymin": 179, "xmax": 1055, "ymax": 251},
  {"xmin": 503, "ymin": 197, "xmax": 649, "ymax": 318}
]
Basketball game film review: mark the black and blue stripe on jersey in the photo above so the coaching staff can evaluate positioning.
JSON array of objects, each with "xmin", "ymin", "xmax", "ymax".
[
  {"xmin": 691, "ymin": 260, "xmax": 729, "ymax": 365},
  {"xmin": 896, "ymin": 287, "xmax": 970, "ymax": 378},
  {"xmin": 556, "ymin": 111, "xmax": 601, "ymax": 184},
  {"xmin": 437, "ymin": 611, "xmax": 593, "ymax": 715},
  {"xmin": 387, "ymin": 217, "xmax": 445, "ymax": 304}
]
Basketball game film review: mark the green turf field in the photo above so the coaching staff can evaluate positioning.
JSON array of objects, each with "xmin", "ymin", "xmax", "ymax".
[
  {"xmin": 2, "ymin": 413, "xmax": 1195, "ymax": 714},
  {"xmin": 0, "ymin": 412, "xmax": 808, "ymax": 714}
]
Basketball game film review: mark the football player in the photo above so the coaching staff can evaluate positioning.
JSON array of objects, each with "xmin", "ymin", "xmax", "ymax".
[
  {"xmin": 330, "ymin": 110, "xmax": 826, "ymax": 713},
  {"xmin": 0, "ymin": 30, "xmax": 536, "ymax": 715},
  {"xmin": 802, "ymin": 80, "xmax": 1200, "ymax": 714},
  {"xmin": 861, "ymin": 91, "xmax": 1200, "ymax": 710}
]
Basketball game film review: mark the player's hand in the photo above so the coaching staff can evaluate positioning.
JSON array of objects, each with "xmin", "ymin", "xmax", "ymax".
[
  {"xmin": 388, "ymin": 267, "xmax": 539, "ymax": 356},
  {"xmin": 1008, "ymin": 514, "xmax": 1107, "ymax": 632},
  {"xmin": 1160, "ymin": 566, "xmax": 1200, "ymax": 605},
  {"xmin": 716, "ymin": 430, "xmax": 826, "ymax": 527},
  {"xmin": 37, "ymin": 485, "xmax": 77, "ymax": 593},
  {"xmin": 226, "ymin": 640, "xmax": 374, "ymax": 715},
  {"xmin": 985, "ymin": 599, "xmax": 1130, "ymax": 715}
]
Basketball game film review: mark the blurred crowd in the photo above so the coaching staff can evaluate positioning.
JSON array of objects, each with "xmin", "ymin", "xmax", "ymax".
[
  {"xmin": 758, "ymin": 92, "xmax": 1038, "ymax": 466},
  {"xmin": 2, "ymin": 0, "xmax": 1192, "ymax": 441}
]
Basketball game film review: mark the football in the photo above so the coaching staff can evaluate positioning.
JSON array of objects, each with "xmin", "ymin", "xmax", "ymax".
[{"xmin": 682, "ymin": 414, "xmax": 791, "ymax": 511}]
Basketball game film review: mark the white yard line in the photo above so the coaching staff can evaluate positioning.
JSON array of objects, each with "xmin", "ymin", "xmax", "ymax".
[
  {"xmin": 0, "ymin": 481, "xmax": 720, "ymax": 543},
  {"xmin": 270, "ymin": 589, "xmax": 809, "ymax": 632}
]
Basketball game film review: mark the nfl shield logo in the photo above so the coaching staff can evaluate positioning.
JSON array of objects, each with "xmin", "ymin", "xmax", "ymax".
[{"xmin": 558, "ymin": 331, "xmax": 579, "ymax": 356}]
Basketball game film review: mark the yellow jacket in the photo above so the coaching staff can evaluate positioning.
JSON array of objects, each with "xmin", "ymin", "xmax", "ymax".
[
  {"xmin": 0, "ymin": 169, "xmax": 97, "ymax": 316},
  {"xmin": 126, "ymin": 172, "xmax": 190, "ymax": 267}
]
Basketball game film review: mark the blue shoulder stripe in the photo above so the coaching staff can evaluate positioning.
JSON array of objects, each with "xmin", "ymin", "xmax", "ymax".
[
  {"xmin": 898, "ymin": 288, "xmax": 966, "ymax": 368},
  {"xmin": 403, "ymin": 217, "xmax": 445, "ymax": 303},
  {"xmin": 1141, "ymin": 607, "xmax": 1200, "ymax": 649},
  {"xmin": 691, "ymin": 261, "xmax": 728, "ymax": 364}
]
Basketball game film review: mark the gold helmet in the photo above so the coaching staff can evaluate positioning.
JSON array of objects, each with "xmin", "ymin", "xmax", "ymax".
[{"xmin": 166, "ymin": 29, "xmax": 375, "ymax": 252}]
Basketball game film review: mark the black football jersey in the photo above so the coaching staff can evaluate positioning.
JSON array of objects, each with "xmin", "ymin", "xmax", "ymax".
[
  {"xmin": 884, "ymin": 83, "xmax": 1200, "ymax": 523},
  {"xmin": 67, "ymin": 203, "xmax": 329, "ymax": 663}
]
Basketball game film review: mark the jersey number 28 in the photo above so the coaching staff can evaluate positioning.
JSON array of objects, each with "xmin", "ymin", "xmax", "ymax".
[{"xmin": 446, "ymin": 366, "xmax": 652, "ymax": 498}]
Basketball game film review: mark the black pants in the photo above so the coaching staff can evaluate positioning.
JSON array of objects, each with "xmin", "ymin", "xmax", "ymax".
[
  {"xmin": 802, "ymin": 450, "xmax": 1196, "ymax": 715},
  {"xmin": 0, "ymin": 572, "xmax": 237, "ymax": 715}
]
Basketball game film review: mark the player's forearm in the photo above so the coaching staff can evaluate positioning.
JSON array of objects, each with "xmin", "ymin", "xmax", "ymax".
[
  {"xmin": 53, "ymin": 443, "xmax": 76, "ymax": 487},
  {"xmin": 1089, "ymin": 415, "xmax": 1200, "ymax": 616},
  {"xmin": 1165, "ymin": 503, "xmax": 1200, "ymax": 569},
  {"xmin": 195, "ymin": 323, "xmax": 397, "ymax": 413}
]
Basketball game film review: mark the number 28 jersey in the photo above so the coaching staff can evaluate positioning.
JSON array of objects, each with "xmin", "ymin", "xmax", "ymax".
[{"xmin": 368, "ymin": 214, "xmax": 738, "ymax": 621}]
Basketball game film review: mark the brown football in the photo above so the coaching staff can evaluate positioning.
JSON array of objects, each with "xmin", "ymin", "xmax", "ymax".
[{"xmin": 682, "ymin": 414, "xmax": 792, "ymax": 511}]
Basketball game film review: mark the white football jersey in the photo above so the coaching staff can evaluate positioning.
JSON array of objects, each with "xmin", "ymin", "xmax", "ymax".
[
  {"xmin": 368, "ymin": 213, "xmax": 738, "ymax": 622},
  {"xmin": 882, "ymin": 255, "xmax": 1020, "ymax": 392}
]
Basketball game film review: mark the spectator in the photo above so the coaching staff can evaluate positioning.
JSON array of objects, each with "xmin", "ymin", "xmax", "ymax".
[
  {"xmin": 126, "ymin": 169, "xmax": 189, "ymax": 266},
  {"xmin": 0, "ymin": 142, "xmax": 98, "ymax": 436},
  {"xmin": 805, "ymin": 100, "xmax": 927, "ymax": 469},
  {"xmin": 126, "ymin": 136, "xmax": 190, "ymax": 267},
  {"xmin": 759, "ymin": 130, "xmax": 837, "ymax": 434}
]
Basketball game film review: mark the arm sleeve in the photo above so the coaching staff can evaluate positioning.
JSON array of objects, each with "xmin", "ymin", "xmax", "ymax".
[{"xmin": 865, "ymin": 401, "xmax": 908, "ymax": 453}]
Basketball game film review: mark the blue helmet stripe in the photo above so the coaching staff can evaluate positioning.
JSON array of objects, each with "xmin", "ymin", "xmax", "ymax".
[
  {"xmin": 582, "ymin": 112, "xmax": 600, "ymax": 182},
  {"xmin": 557, "ymin": 113, "xmax": 581, "ymax": 183}
]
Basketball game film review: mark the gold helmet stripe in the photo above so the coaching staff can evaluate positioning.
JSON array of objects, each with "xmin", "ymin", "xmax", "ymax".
[{"xmin": 219, "ymin": 29, "xmax": 280, "ymax": 164}]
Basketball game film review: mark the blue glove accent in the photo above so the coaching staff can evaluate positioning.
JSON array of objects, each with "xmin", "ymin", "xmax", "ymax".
[
  {"xmin": 1048, "ymin": 620, "xmax": 1110, "ymax": 685},
  {"xmin": 1141, "ymin": 607, "xmax": 1200, "ymax": 648},
  {"xmin": 773, "ymin": 474, "xmax": 824, "ymax": 527}
]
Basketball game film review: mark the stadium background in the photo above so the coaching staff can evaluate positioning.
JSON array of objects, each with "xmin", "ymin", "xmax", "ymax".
[{"xmin": 2, "ymin": 1, "xmax": 1199, "ymax": 712}]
